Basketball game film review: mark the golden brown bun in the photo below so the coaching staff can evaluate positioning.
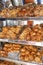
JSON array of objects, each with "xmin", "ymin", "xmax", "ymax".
[
  {"xmin": 3, "ymin": 43, "xmax": 21, "ymax": 53},
  {"xmin": 20, "ymin": 45, "xmax": 42, "ymax": 63}
]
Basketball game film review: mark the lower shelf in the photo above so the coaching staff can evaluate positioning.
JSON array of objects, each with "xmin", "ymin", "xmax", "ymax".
[
  {"xmin": 0, "ymin": 39, "xmax": 43, "ymax": 47},
  {"xmin": 0, "ymin": 57, "xmax": 43, "ymax": 65}
]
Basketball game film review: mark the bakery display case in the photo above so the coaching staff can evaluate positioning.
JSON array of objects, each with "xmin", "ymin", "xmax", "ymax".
[{"xmin": 0, "ymin": 0, "xmax": 43, "ymax": 65}]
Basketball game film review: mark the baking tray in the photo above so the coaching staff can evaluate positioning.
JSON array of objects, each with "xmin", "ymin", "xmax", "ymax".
[
  {"xmin": 0, "ymin": 43, "xmax": 43, "ymax": 65},
  {"xmin": 0, "ymin": 48, "xmax": 43, "ymax": 65}
]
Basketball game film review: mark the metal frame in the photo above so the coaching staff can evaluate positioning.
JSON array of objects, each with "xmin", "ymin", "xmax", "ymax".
[
  {"xmin": 0, "ymin": 57, "xmax": 43, "ymax": 65},
  {"xmin": 0, "ymin": 39, "xmax": 43, "ymax": 46}
]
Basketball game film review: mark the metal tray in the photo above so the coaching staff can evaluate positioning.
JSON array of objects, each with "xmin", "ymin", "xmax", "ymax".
[
  {"xmin": 0, "ymin": 47, "xmax": 43, "ymax": 64},
  {"xmin": 0, "ymin": 43, "xmax": 43, "ymax": 65},
  {"xmin": 0, "ymin": 50, "xmax": 43, "ymax": 65}
]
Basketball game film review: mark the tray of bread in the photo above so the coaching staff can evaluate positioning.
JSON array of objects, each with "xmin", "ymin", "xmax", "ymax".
[
  {"xmin": 0, "ymin": 43, "xmax": 43, "ymax": 64},
  {"xmin": 0, "ymin": 20, "xmax": 43, "ymax": 46},
  {"xmin": 0, "ymin": 3, "xmax": 43, "ymax": 20}
]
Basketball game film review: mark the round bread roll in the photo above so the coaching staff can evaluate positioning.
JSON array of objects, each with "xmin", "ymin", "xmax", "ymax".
[{"xmin": 34, "ymin": 56, "xmax": 42, "ymax": 63}]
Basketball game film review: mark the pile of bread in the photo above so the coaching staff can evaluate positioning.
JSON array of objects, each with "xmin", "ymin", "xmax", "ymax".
[
  {"xmin": 0, "ymin": 8, "xmax": 20, "ymax": 18},
  {"xmin": 0, "ymin": 43, "xmax": 43, "ymax": 63},
  {"xmin": 0, "ymin": 43, "xmax": 21, "ymax": 57},
  {"xmin": 0, "ymin": 4, "xmax": 43, "ymax": 17},
  {"xmin": 3, "ymin": 43, "xmax": 21, "ymax": 52},
  {"xmin": 18, "ymin": 4, "xmax": 43, "ymax": 17},
  {"xmin": 20, "ymin": 45, "xmax": 43, "ymax": 63},
  {"xmin": 0, "ymin": 24, "xmax": 43, "ymax": 41}
]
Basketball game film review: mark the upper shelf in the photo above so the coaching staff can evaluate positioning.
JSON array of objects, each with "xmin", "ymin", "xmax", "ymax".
[{"xmin": 0, "ymin": 3, "xmax": 43, "ymax": 20}]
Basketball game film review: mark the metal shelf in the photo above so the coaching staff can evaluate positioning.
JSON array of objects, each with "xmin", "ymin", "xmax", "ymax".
[
  {"xmin": 0, "ymin": 17, "xmax": 43, "ymax": 20},
  {"xmin": 0, "ymin": 39, "xmax": 43, "ymax": 47},
  {"xmin": 0, "ymin": 57, "xmax": 42, "ymax": 65}
]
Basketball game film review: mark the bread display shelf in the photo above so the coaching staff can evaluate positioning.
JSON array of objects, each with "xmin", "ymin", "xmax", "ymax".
[
  {"xmin": 0, "ymin": 39, "xmax": 43, "ymax": 46},
  {"xmin": 0, "ymin": 57, "xmax": 43, "ymax": 65},
  {"xmin": 0, "ymin": 3, "xmax": 43, "ymax": 65}
]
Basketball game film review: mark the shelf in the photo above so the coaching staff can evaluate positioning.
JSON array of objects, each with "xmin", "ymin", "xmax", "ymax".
[
  {"xmin": 0, "ymin": 17, "xmax": 43, "ymax": 20},
  {"xmin": 0, "ymin": 39, "xmax": 43, "ymax": 47},
  {"xmin": 0, "ymin": 57, "xmax": 42, "ymax": 65}
]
